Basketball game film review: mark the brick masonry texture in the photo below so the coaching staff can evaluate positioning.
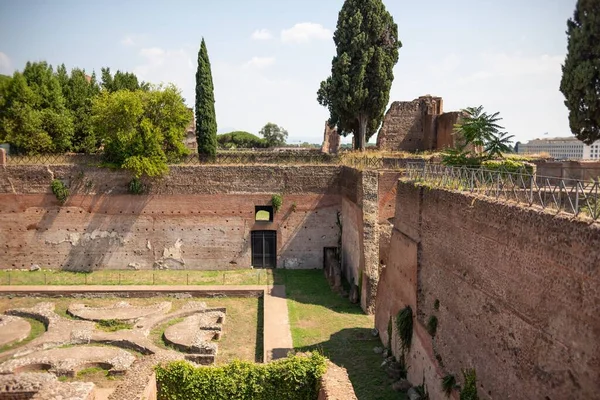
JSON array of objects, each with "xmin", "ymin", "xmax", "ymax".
[
  {"xmin": 0, "ymin": 165, "xmax": 342, "ymax": 271},
  {"xmin": 375, "ymin": 180, "xmax": 600, "ymax": 400}
]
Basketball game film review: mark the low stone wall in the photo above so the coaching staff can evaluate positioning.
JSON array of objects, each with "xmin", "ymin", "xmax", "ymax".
[{"xmin": 317, "ymin": 361, "xmax": 357, "ymax": 400}]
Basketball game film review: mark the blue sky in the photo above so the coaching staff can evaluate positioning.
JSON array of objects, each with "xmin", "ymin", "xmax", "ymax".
[{"xmin": 0, "ymin": 0, "xmax": 576, "ymax": 145}]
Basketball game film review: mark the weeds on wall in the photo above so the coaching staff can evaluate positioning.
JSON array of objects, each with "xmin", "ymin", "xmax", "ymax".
[
  {"xmin": 442, "ymin": 374, "xmax": 458, "ymax": 397},
  {"xmin": 51, "ymin": 179, "xmax": 69, "ymax": 204},
  {"xmin": 396, "ymin": 306, "xmax": 413, "ymax": 350},
  {"xmin": 291, "ymin": 201, "xmax": 297, "ymax": 212},
  {"xmin": 434, "ymin": 299, "xmax": 440, "ymax": 310},
  {"xmin": 128, "ymin": 177, "xmax": 144, "ymax": 194},
  {"xmin": 426, "ymin": 315, "xmax": 438, "ymax": 337},
  {"xmin": 271, "ymin": 194, "xmax": 283, "ymax": 212},
  {"xmin": 414, "ymin": 380, "xmax": 430, "ymax": 400},
  {"xmin": 460, "ymin": 369, "xmax": 479, "ymax": 400}
]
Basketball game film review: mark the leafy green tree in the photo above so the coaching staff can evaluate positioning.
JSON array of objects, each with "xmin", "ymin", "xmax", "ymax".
[
  {"xmin": 485, "ymin": 131, "xmax": 515, "ymax": 159},
  {"xmin": 65, "ymin": 68, "xmax": 101, "ymax": 152},
  {"xmin": 318, "ymin": 0, "xmax": 401, "ymax": 151},
  {"xmin": 100, "ymin": 67, "xmax": 146, "ymax": 92},
  {"xmin": 559, "ymin": 0, "xmax": 600, "ymax": 144},
  {"xmin": 217, "ymin": 131, "xmax": 266, "ymax": 149},
  {"xmin": 259, "ymin": 123, "xmax": 288, "ymax": 147},
  {"xmin": 195, "ymin": 38, "xmax": 218, "ymax": 156},
  {"xmin": 92, "ymin": 84, "xmax": 191, "ymax": 177}
]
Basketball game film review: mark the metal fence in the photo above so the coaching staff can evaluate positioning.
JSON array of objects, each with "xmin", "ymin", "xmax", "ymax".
[{"xmin": 406, "ymin": 162, "xmax": 600, "ymax": 220}]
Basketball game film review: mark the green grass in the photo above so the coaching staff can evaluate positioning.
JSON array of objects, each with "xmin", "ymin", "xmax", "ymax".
[
  {"xmin": 77, "ymin": 366, "xmax": 108, "ymax": 377},
  {"xmin": 0, "ymin": 269, "xmax": 274, "ymax": 286},
  {"xmin": 95, "ymin": 319, "xmax": 134, "ymax": 332},
  {"xmin": 0, "ymin": 317, "xmax": 46, "ymax": 355},
  {"xmin": 274, "ymin": 270, "xmax": 404, "ymax": 400},
  {"xmin": 150, "ymin": 317, "xmax": 185, "ymax": 351}
]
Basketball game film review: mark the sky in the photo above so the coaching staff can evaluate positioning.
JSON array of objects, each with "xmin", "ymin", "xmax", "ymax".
[{"xmin": 0, "ymin": 0, "xmax": 577, "ymax": 145}]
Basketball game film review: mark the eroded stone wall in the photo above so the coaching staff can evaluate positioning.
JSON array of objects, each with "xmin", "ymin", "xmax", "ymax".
[
  {"xmin": 376, "ymin": 180, "xmax": 600, "ymax": 400},
  {"xmin": 0, "ymin": 165, "xmax": 342, "ymax": 271}
]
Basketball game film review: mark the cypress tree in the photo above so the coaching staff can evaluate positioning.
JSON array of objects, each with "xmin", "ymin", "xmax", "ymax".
[
  {"xmin": 317, "ymin": 0, "xmax": 401, "ymax": 151},
  {"xmin": 560, "ymin": 0, "xmax": 600, "ymax": 144},
  {"xmin": 195, "ymin": 38, "xmax": 217, "ymax": 157}
]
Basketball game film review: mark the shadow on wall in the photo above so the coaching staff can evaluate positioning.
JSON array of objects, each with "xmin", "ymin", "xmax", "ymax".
[{"xmin": 273, "ymin": 270, "xmax": 401, "ymax": 400}]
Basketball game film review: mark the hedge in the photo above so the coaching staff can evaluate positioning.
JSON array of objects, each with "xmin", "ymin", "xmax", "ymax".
[
  {"xmin": 481, "ymin": 159, "xmax": 534, "ymax": 174},
  {"xmin": 155, "ymin": 353, "xmax": 327, "ymax": 400}
]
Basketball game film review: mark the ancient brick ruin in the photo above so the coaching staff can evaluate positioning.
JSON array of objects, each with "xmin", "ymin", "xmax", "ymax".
[
  {"xmin": 376, "ymin": 95, "xmax": 464, "ymax": 152},
  {"xmin": 320, "ymin": 121, "xmax": 341, "ymax": 154}
]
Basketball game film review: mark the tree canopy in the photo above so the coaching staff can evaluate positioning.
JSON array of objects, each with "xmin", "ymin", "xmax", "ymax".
[
  {"xmin": 318, "ymin": 0, "xmax": 401, "ymax": 151},
  {"xmin": 560, "ymin": 0, "xmax": 600, "ymax": 144},
  {"xmin": 259, "ymin": 123, "xmax": 288, "ymax": 147},
  {"xmin": 217, "ymin": 131, "xmax": 267, "ymax": 149},
  {"xmin": 92, "ymin": 85, "xmax": 191, "ymax": 178},
  {"xmin": 195, "ymin": 38, "xmax": 218, "ymax": 157}
]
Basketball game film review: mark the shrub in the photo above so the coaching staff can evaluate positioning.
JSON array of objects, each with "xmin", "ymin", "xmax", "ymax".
[
  {"xmin": 426, "ymin": 315, "xmax": 438, "ymax": 337},
  {"xmin": 128, "ymin": 177, "xmax": 144, "ymax": 194},
  {"xmin": 460, "ymin": 369, "xmax": 479, "ymax": 400},
  {"xmin": 271, "ymin": 194, "xmax": 283, "ymax": 212},
  {"xmin": 155, "ymin": 353, "xmax": 327, "ymax": 400},
  {"xmin": 96, "ymin": 319, "xmax": 133, "ymax": 332},
  {"xmin": 442, "ymin": 374, "xmax": 457, "ymax": 397},
  {"xmin": 396, "ymin": 306, "xmax": 413, "ymax": 350},
  {"xmin": 481, "ymin": 159, "xmax": 534, "ymax": 175},
  {"xmin": 51, "ymin": 179, "xmax": 69, "ymax": 204}
]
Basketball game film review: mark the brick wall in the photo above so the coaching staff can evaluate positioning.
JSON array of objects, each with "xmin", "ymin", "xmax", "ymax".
[
  {"xmin": 376, "ymin": 180, "xmax": 600, "ymax": 400},
  {"xmin": 0, "ymin": 166, "xmax": 342, "ymax": 271}
]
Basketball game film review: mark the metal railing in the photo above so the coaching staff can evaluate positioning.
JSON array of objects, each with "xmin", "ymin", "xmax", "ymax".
[{"xmin": 406, "ymin": 162, "xmax": 600, "ymax": 220}]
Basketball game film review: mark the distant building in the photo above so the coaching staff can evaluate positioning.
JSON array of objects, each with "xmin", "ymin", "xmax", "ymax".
[{"xmin": 518, "ymin": 136, "xmax": 600, "ymax": 160}]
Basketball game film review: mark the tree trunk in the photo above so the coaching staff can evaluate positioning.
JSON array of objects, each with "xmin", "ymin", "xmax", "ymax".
[{"xmin": 357, "ymin": 114, "xmax": 368, "ymax": 152}]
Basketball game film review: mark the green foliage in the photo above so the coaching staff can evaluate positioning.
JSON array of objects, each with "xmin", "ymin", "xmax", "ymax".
[
  {"xmin": 195, "ymin": 38, "xmax": 218, "ymax": 157},
  {"xmin": 96, "ymin": 319, "xmax": 133, "ymax": 332},
  {"xmin": 441, "ymin": 374, "xmax": 457, "ymax": 397},
  {"xmin": 259, "ymin": 122, "xmax": 289, "ymax": 147},
  {"xmin": 481, "ymin": 159, "xmax": 534, "ymax": 174},
  {"xmin": 317, "ymin": 0, "xmax": 401, "ymax": 150},
  {"xmin": 443, "ymin": 106, "xmax": 515, "ymax": 166},
  {"xmin": 396, "ymin": 306, "xmax": 413, "ymax": 350},
  {"xmin": 414, "ymin": 382, "xmax": 430, "ymax": 400},
  {"xmin": 460, "ymin": 369, "xmax": 479, "ymax": 400},
  {"xmin": 434, "ymin": 299, "xmax": 440, "ymax": 310},
  {"xmin": 155, "ymin": 353, "xmax": 327, "ymax": 400},
  {"xmin": 271, "ymin": 194, "xmax": 283, "ymax": 212},
  {"xmin": 291, "ymin": 202, "xmax": 297, "ymax": 212},
  {"xmin": 51, "ymin": 179, "xmax": 69, "ymax": 204},
  {"xmin": 560, "ymin": 0, "xmax": 600, "ymax": 144},
  {"xmin": 92, "ymin": 84, "xmax": 190, "ymax": 178},
  {"xmin": 217, "ymin": 131, "xmax": 267, "ymax": 149},
  {"xmin": 101, "ymin": 67, "xmax": 148, "ymax": 92},
  {"xmin": 128, "ymin": 177, "xmax": 144, "ymax": 194},
  {"xmin": 426, "ymin": 315, "xmax": 438, "ymax": 337}
]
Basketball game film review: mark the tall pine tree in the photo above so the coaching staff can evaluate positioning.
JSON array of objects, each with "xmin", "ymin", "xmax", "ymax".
[
  {"xmin": 317, "ymin": 0, "xmax": 401, "ymax": 151},
  {"xmin": 195, "ymin": 38, "xmax": 217, "ymax": 156},
  {"xmin": 560, "ymin": 0, "xmax": 600, "ymax": 144}
]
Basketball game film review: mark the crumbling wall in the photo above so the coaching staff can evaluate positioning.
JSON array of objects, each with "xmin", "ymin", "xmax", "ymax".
[
  {"xmin": 435, "ymin": 111, "xmax": 463, "ymax": 150},
  {"xmin": 534, "ymin": 160, "xmax": 600, "ymax": 181},
  {"xmin": 321, "ymin": 122, "xmax": 341, "ymax": 154},
  {"xmin": 376, "ymin": 180, "xmax": 600, "ymax": 400},
  {"xmin": 0, "ymin": 165, "xmax": 342, "ymax": 271},
  {"xmin": 376, "ymin": 96, "xmax": 441, "ymax": 152}
]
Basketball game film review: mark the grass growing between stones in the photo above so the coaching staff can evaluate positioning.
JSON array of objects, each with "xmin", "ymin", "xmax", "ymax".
[
  {"xmin": 0, "ymin": 317, "xmax": 46, "ymax": 355},
  {"xmin": 96, "ymin": 319, "xmax": 134, "ymax": 332},
  {"xmin": 274, "ymin": 269, "xmax": 405, "ymax": 400},
  {"xmin": 0, "ymin": 269, "xmax": 274, "ymax": 286}
]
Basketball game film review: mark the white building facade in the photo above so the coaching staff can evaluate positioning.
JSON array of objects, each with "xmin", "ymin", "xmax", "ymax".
[{"xmin": 518, "ymin": 137, "xmax": 600, "ymax": 160}]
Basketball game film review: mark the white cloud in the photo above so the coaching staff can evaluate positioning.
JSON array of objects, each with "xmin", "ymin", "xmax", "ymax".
[
  {"xmin": 251, "ymin": 29, "xmax": 272, "ymax": 40},
  {"xmin": 0, "ymin": 52, "xmax": 12, "ymax": 74},
  {"xmin": 243, "ymin": 56, "xmax": 275, "ymax": 69},
  {"xmin": 281, "ymin": 23, "xmax": 332, "ymax": 44},
  {"xmin": 461, "ymin": 52, "xmax": 563, "ymax": 83},
  {"xmin": 133, "ymin": 46, "xmax": 195, "ymax": 103}
]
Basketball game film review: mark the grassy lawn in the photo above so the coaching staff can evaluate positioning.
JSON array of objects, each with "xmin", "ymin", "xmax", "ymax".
[
  {"xmin": 0, "ymin": 296, "xmax": 261, "ymax": 364},
  {"xmin": 274, "ymin": 270, "xmax": 403, "ymax": 400},
  {"xmin": 0, "ymin": 269, "xmax": 273, "ymax": 286}
]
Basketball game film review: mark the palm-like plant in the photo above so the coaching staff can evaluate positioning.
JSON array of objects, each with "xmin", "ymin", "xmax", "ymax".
[
  {"xmin": 485, "ymin": 131, "xmax": 515, "ymax": 159},
  {"xmin": 453, "ymin": 106, "xmax": 505, "ymax": 149}
]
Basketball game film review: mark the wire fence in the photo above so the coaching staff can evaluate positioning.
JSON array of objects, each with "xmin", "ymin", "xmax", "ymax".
[{"xmin": 406, "ymin": 162, "xmax": 600, "ymax": 220}]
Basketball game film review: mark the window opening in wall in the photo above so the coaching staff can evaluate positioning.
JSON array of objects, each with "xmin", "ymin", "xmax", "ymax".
[{"xmin": 255, "ymin": 206, "xmax": 274, "ymax": 222}]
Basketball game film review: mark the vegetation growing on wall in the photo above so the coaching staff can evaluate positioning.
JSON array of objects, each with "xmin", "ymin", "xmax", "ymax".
[
  {"xmin": 442, "ymin": 374, "xmax": 458, "ymax": 397},
  {"xmin": 128, "ymin": 177, "xmax": 144, "ymax": 194},
  {"xmin": 460, "ymin": 369, "xmax": 479, "ymax": 400},
  {"xmin": 396, "ymin": 306, "xmax": 413, "ymax": 350},
  {"xmin": 155, "ymin": 353, "xmax": 327, "ymax": 400},
  {"xmin": 271, "ymin": 194, "xmax": 283, "ymax": 212},
  {"xmin": 51, "ymin": 179, "xmax": 69, "ymax": 204},
  {"xmin": 426, "ymin": 315, "xmax": 438, "ymax": 337}
]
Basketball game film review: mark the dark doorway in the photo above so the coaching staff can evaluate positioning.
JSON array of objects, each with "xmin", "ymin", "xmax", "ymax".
[{"xmin": 251, "ymin": 230, "xmax": 277, "ymax": 268}]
